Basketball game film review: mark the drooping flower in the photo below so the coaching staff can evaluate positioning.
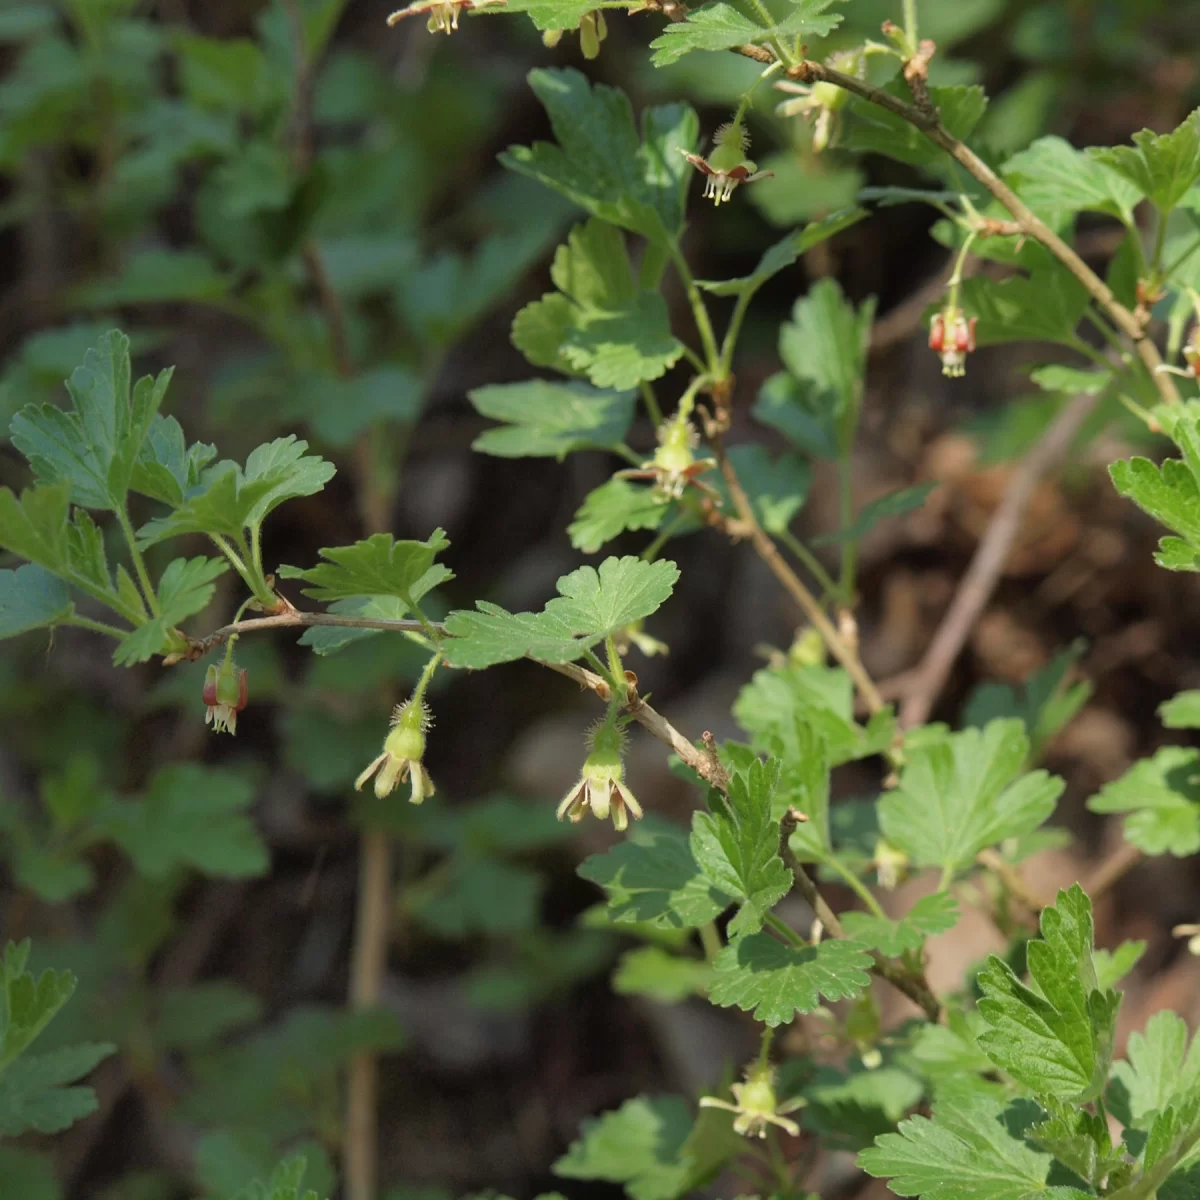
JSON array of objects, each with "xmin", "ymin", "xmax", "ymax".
[
  {"xmin": 543, "ymin": 10, "xmax": 608, "ymax": 56},
  {"xmin": 557, "ymin": 718, "xmax": 643, "ymax": 831},
  {"xmin": 774, "ymin": 53, "xmax": 857, "ymax": 152},
  {"xmin": 928, "ymin": 305, "xmax": 977, "ymax": 377},
  {"xmin": 680, "ymin": 120, "xmax": 773, "ymax": 206},
  {"xmin": 614, "ymin": 411, "xmax": 717, "ymax": 501},
  {"xmin": 386, "ymin": 0, "xmax": 504, "ymax": 35},
  {"xmin": 203, "ymin": 659, "xmax": 248, "ymax": 736},
  {"xmin": 356, "ymin": 698, "xmax": 435, "ymax": 804},
  {"xmin": 699, "ymin": 1063, "xmax": 805, "ymax": 1139}
]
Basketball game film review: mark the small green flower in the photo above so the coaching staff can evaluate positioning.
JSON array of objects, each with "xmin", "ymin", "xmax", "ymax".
[
  {"xmin": 775, "ymin": 53, "xmax": 858, "ymax": 152},
  {"xmin": 203, "ymin": 659, "xmax": 248, "ymax": 736},
  {"xmin": 699, "ymin": 1063, "xmax": 805, "ymax": 1139},
  {"xmin": 680, "ymin": 120, "xmax": 772, "ymax": 206},
  {"xmin": 356, "ymin": 698, "xmax": 435, "ymax": 804},
  {"xmin": 614, "ymin": 412, "xmax": 717, "ymax": 501},
  {"xmin": 557, "ymin": 719, "xmax": 643, "ymax": 831}
]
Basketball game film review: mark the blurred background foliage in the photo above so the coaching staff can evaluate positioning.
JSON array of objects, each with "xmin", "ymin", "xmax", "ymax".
[{"xmin": 1, "ymin": 0, "xmax": 1199, "ymax": 1197}]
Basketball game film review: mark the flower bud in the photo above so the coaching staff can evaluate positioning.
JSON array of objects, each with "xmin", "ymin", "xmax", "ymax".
[{"xmin": 929, "ymin": 306, "xmax": 977, "ymax": 377}]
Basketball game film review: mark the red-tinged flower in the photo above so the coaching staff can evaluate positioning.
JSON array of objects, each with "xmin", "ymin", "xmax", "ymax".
[
  {"xmin": 203, "ymin": 660, "xmax": 248, "ymax": 736},
  {"xmin": 680, "ymin": 120, "xmax": 772, "ymax": 206},
  {"xmin": 386, "ymin": 0, "xmax": 504, "ymax": 35},
  {"xmin": 557, "ymin": 719, "xmax": 643, "ymax": 832},
  {"xmin": 929, "ymin": 306, "xmax": 977, "ymax": 377},
  {"xmin": 356, "ymin": 698, "xmax": 435, "ymax": 804}
]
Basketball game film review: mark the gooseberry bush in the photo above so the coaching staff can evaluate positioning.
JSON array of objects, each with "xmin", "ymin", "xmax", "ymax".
[{"xmin": 4, "ymin": 1, "xmax": 1200, "ymax": 1199}]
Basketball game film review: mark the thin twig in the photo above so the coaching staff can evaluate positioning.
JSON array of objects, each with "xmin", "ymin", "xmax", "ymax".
[
  {"xmin": 787, "ymin": 58, "xmax": 1181, "ymax": 407},
  {"xmin": 780, "ymin": 809, "xmax": 941, "ymax": 1021},
  {"xmin": 714, "ymin": 441, "xmax": 887, "ymax": 715},
  {"xmin": 1084, "ymin": 840, "xmax": 1143, "ymax": 902},
  {"xmin": 899, "ymin": 391, "xmax": 1100, "ymax": 728}
]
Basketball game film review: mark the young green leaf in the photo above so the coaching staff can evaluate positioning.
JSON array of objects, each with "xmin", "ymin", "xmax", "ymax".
[
  {"xmin": 0, "ymin": 564, "xmax": 72, "ymax": 641},
  {"xmin": 1161, "ymin": 690, "xmax": 1200, "ymax": 728},
  {"xmin": 734, "ymin": 663, "xmax": 894, "ymax": 768},
  {"xmin": 1094, "ymin": 939, "xmax": 1147, "ymax": 991},
  {"xmin": 0, "ymin": 941, "xmax": 77, "ymax": 1071},
  {"xmin": 553, "ymin": 1094, "xmax": 697, "ymax": 1200},
  {"xmin": 877, "ymin": 719, "xmax": 1063, "ymax": 875},
  {"xmin": 812, "ymin": 483, "xmax": 935, "ymax": 546},
  {"xmin": 708, "ymin": 934, "xmax": 872, "ymax": 1026},
  {"xmin": 689, "ymin": 758, "xmax": 793, "ymax": 937},
  {"xmin": 1088, "ymin": 746, "xmax": 1200, "ymax": 856},
  {"xmin": 278, "ymin": 530, "xmax": 452, "ymax": 609},
  {"xmin": 9, "ymin": 330, "xmax": 172, "ymax": 512},
  {"xmin": 229, "ymin": 1155, "xmax": 326, "ymax": 1200},
  {"xmin": 1089, "ymin": 110, "xmax": 1200, "ymax": 213},
  {"xmin": 1110, "ymin": 1010, "xmax": 1200, "ymax": 1133},
  {"xmin": 500, "ymin": 69, "xmax": 697, "ymax": 245},
  {"xmin": 96, "ymin": 764, "xmax": 270, "ymax": 879},
  {"xmin": 977, "ymin": 884, "xmax": 1118, "ymax": 1102},
  {"xmin": 136, "ymin": 436, "xmax": 335, "ymax": 548},
  {"xmin": 578, "ymin": 822, "xmax": 734, "ymax": 929},
  {"xmin": 963, "ymin": 641, "xmax": 1091, "ymax": 758},
  {"xmin": 512, "ymin": 219, "xmax": 684, "ymax": 390},
  {"xmin": 468, "ymin": 379, "xmax": 636, "ymax": 459},
  {"xmin": 0, "ymin": 1041, "xmax": 116, "ymax": 1136},
  {"xmin": 612, "ymin": 946, "xmax": 712, "ymax": 1004},
  {"xmin": 568, "ymin": 479, "xmax": 667, "ymax": 554},
  {"xmin": 1026, "ymin": 1097, "xmax": 1127, "ymax": 1188},
  {"xmin": 130, "ymin": 414, "xmax": 218, "ymax": 506},
  {"xmin": 839, "ymin": 893, "xmax": 960, "ymax": 957},
  {"xmin": 650, "ymin": 0, "xmax": 846, "ymax": 67},
  {"xmin": 860, "ymin": 1090, "xmax": 1094, "ymax": 1200},
  {"xmin": 113, "ymin": 555, "xmax": 229, "ymax": 666},
  {"xmin": 696, "ymin": 208, "xmax": 868, "ymax": 299},
  {"xmin": 442, "ymin": 555, "xmax": 678, "ymax": 668}
]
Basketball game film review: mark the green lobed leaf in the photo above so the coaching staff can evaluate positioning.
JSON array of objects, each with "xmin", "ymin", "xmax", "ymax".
[
  {"xmin": 1088, "ymin": 746, "xmax": 1200, "ymax": 856},
  {"xmin": 962, "ymin": 641, "xmax": 1091, "ymax": 758},
  {"xmin": 131, "ymin": 414, "xmax": 218, "ymax": 506},
  {"xmin": 1094, "ymin": 939, "xmax": 1146, "ymax": 991},
  {"xmin": 137, "ymin": 436, "xmax": 335, "ymax": 547},
  {"xmin": 708, "ymin": 933, "xmax": 872, "ymax": 1026},
  {"xmin": 717, "ymin": 444, "xmax": 812, "ymax": 536},
  {"xmin": 1162, "ymin": 690, "xmax": 1200, "ymax": 729},
  {"xmin": 860, "ymin": 1090, "xmax": 1094, "ymax": 1200},
  {"xmin": 500, "ymin": 69, "xmax": 697, "ymax": 245},
  {"xmin": 95, "ymin": 765, "xmax": 270, "ymax": 879},
  {"xmin": 696, "ymin": 208, "xmax": 868, "ymax": 298},
  {"xmin": 1110, "ymin": 1010, "xmax": 1200, "ymax": 1134},
  {"xmin": 553, "ymin": 1094, "xmax": 696, "ymax": 1200},
  {"xmin": 568, "ymin": 479, "xmax": 667, "ymax": 554},
  {"xmin": 0, "ymin": 1041, "xmax": 116, "ymax": 1136},
  {"xmin": 1001, "ymin": 136, "xmax": 1142, "ymax": 224},
  {"xmin": 113, "ymin": 555, "xmax": 229, "ymax": 666},
  {"xmin": 1089, "ymin": 110, "xmax": 1200, "ymax": 213},
  {"xmin": 228, "ymin": 1155, "xmax": 327, "ymax": 1200},
  {"xmin": 976, "ymin": 884, "xmax": 1118, "ymax": 1103},
  {"xmin": 812, "ymin": 483, "xmax": 936, "ymax": 546},
  {"xmin": 0, "ymin": 941, "xmax": 77, "ymax": 1071},
  {"xmin": 611, "ymin": 946, "xmax": 713, "ymax": 1004},
  {"xmin": 650, "ymin": 0, "xmax": 846, "ymax": 66},
  {"xmin": 961, "ymin": 252, "xmax": 1091, "ymax": 349},
  {"xmin": 1111, "ymin": 423, "xmax": 1200, "ymax": 570},
  {"xmin": 0, "ymin": 564, "xmax": 72, "ymax": 641},
  {"xmin": 9, "ymin": 331, "xmax": 172, "ymax": 513},
  {"xmin": 278, "ymin": 529, "xmax": 452, "ymax": 607},
  {"xmin": 689, "ymin": 758, "xmax": 793, "ymax": 938},
  {"xmin": 877, "ymin": 718, "xmax": 1063, "ymax": 874},
  {"xmin": 512, "ymin": 219, "xmax": 684, "ymax": 389},
  {"xmin": 578, "ymin": 821, "xmax": 734, "ymax": 929},
  {"xmin": 410, "ymin": 856, "xmax": 545, "ymax": 939},
  {"xmin": 839, "ymin": 893, "xmax": 960, "ymax": 957},
  {"xmin": 442, "ymin": 555, "xmax": 678, "ymax": 668},
  {"xmin": 803, "ymin": 1065, "xmax": 925, "ymax": 1152},
  {"xmin": 1026, "ymin": 1096, "xmax": 1127, "ymax": 1188},
  {"xmin": 468, "ymin": 379, "xmax": 636, "ymax": 459}
]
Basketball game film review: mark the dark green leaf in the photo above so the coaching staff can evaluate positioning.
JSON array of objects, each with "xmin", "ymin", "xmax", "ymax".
[
  {"xmin": 1089, "ymin": 111, "xmax": 1200, "ymax": 213},
  {"xmin": 0, "ymin": 564, "xmax": 72, "ymax": 640},
  {"xmin": 650, "ymin": 0, "xmax": 846, "ymax": 66},
  {"xmin": 845, "ymin": 82, "xmax": 987, "ymax": 169},
  {"xmin": 568, "ymin": 479, "xmax": 667, "ymax": 554},
  {"xmin": 812, "ymin": 483, "xmax": 935, "ymax": 546},
  {"xmin": 0, "ymin": 1041, "xmax": 115, "ymax": 1135},
  {"xmin": 0, "ymin": 940, "xmax": 76, "ymax": 1071},
  {"xmin": 1001, "ymin": 136, "xmax": 1142, "ymax": 223},
  {"xmin": 708, "ymin": 934, "xmax": 872, "ymax": 1025},
  {"xmin": 113, "ymin": 556, "xmax": 229, "ymax": 666}
]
